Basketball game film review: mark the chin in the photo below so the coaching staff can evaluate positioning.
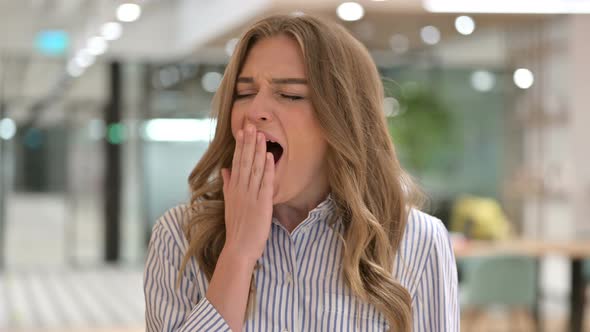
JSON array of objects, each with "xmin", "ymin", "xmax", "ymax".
[
  {"xmin": 272, "ymin": 192, "xmax": 283, "ymax": 205},
  {"xmin": 271, "ymin": 180, "xmax": 280, "ymax": 202},
  {"xmin": 272, "ymin": 189, "xmax": 290, "ymax": 206}
]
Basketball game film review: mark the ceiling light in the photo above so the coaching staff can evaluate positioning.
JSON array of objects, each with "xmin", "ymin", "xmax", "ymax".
[
  {"xmin": 101, "ymin": 22, "xmax": 123, "ymax": 41},
  {"xmin": 87, "ymin": 36, "xmax": 108, "ymax": 55},
  {"xmin": 420, "ymin": 26, "xmax": 440, "ymax": 45},
  {"xmin": 514, "ymin": 68, "xmax": 534, "ymax": 89},
  {"xmin": 455, "ymin": 15, "xmax": 476, "ymax": 35},
  {"xmin": 201, "ymin": 72, "xmax": 223, "ymax": 93},
  {"xmin": 143, "ymin": 119, "xmax": 217, "ymax": 142},
  {"xmin": 159, "ymin": 66, "xmax": 181, "ymax": 88},
  {"xmin": 0, "ymin": 118, "xmax": 17, "ymax": 140},
  {"xmin": 67, "ymin": 59, "xmax": 84, "ymax": 77},
  {"xmin": 117, "ymin": 3, "xmax": 141, "ymax": 23},
  {"xmin": 74, "ymin": 49, "xmax": 95, "ymax": 68},
  {"xmin": 337, "ymin": 2, "xmax": 365, "ymax": 22},
  {"xmin": 471, "ymin": 70, "xmax": 495, "ymax": 92},
  {"xmin": 423, "ymin": 0, "xmax": 590, "ymax": 13}
]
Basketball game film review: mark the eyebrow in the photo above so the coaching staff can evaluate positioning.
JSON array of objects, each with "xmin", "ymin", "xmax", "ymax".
[{"xmin": 236, "ymin": 77, "xmax": 308, "ymax": 85}]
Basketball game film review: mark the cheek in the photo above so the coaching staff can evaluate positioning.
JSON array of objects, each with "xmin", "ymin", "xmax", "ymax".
[
  {"xmin": 230, "ymin": 107, "xmax": 243, "ymax": 137},
  {"xmin": 305, "ymin": 120, "xmax": 328, "ymax": 158},
  {"xmin": 288, "ymin": 116, "xmax": 326, "ymax": 155},
  {"xmin": 299, "ymin": 114, "xmax": 324, "ymax": 143}
]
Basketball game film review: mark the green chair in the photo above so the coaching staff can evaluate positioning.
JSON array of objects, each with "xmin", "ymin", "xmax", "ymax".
[{"xmin": 460, "ymin": 255, "xmax": 538, "ymax": 331}]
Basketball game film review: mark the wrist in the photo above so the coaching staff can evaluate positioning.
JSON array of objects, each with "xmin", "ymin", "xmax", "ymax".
[{"xmin": 220, "ymin": 243, "xmax": 259, "ymax": 270}]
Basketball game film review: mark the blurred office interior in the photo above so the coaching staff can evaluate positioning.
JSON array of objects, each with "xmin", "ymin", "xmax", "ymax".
[{"xmin": 0, "ymin": 0, "xmax": 589, "ymax": 331}]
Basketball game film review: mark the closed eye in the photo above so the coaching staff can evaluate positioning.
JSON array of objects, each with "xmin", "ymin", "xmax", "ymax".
[
  {"xmin": 280, "ymin": 94, "xmax": 304, "ymax": 101},
  {"xmin": 234, "ymin": 93, "xmax": 255, "ymax": 100}
]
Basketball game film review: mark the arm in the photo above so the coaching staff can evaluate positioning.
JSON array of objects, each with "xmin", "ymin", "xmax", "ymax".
[
  {"xmin": 205, "ymin": 245, "xmax": 257, "ymax": 332},
  {"xmin": 211, "ymin": 125, "xmax": 275, "ymax": 331},
  {"xmin": 411, "ymin": 219, "xmax": 460, "ymax": 332},
  {"xmin": 144, "ymin": 125, "xmax": 274, "ymax": 332}
]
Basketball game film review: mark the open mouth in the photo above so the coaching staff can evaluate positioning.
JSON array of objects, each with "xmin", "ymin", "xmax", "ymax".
[{"xmin": 266, "ymin": 140, "xmax": 284, "ymax": 164}]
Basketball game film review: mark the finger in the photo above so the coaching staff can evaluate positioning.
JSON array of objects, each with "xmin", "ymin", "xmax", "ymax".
[
  {"xmin": 231, "ymin": 130, "xmax": 244, "ymax": 186},
  {"xmin": 239, "ymin": 125, "xmax": 256, "ymax": 188},
  {"xmin": 221, "ymin": 168, "xmax": 229, "ymax": 195},
  {"xmin": 259, "ymin": 152, "xmax": 275, "ymax": 201},
  {"xmin": 249, "ymin": 132, "xmax": 266, "ymax": 190}
]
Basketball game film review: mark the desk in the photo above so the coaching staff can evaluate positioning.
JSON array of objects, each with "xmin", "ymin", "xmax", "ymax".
[{"xmin": 454, "ymin": 239, "xmax": 590, "ymax": 332}]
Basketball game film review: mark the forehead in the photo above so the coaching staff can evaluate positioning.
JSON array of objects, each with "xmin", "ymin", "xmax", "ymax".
[{"xmin": 238, "ymin": 34, "xmax": 307, "ymax": 79}]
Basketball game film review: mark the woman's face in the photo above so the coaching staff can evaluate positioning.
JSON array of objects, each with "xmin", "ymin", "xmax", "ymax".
[{"xmin": 230, "ymin": 34, "xmax": 329, "ymax": 205}]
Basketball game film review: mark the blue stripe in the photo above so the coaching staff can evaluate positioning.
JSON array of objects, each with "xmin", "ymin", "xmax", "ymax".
[{"xmin": 144, "ymin": 200, "xmax": 459, "ymax": 332}]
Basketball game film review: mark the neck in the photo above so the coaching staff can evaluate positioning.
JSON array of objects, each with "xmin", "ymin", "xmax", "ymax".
[{"xmin": 273, "ymin": 187, "xmax": 330, "ymax": 233}]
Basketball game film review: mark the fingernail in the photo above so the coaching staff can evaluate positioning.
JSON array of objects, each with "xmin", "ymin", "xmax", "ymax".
[{"xmin": 237, "ymin": 130, "xmax": 243, "ymax": 140}]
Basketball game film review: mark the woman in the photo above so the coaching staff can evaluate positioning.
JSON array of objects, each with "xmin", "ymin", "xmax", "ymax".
[{"xmin": 144, "ymin": 14, "xmax": 458, "ymax": 332}]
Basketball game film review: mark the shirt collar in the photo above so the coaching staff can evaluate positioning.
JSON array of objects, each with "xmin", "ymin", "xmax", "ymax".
[
  {"xmin": 272, "ymin": 193, "xmax": 336, "ymax": 233},
  {"xmin": 307, "ymin": 192, "xmax": 335, "ymax": 220}
]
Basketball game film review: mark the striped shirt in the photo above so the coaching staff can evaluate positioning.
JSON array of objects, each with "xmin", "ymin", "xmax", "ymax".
[{"xmin": 144, "ymin": 195, "xmax": 459, "ymax": 331}]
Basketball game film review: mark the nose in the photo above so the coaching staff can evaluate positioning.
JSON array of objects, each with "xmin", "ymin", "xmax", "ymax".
[{"xmin": 246, "ymin": 88, "xmax": 273, "ymax": 124}]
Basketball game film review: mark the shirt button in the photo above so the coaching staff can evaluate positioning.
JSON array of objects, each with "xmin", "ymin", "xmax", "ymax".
[
  {"xmin": 286, "ymin": 273, "xmax": 293, "ymax": 284},
  {"xmin": 282, "ymin": 329, "xmax": 289, "ymax": 332}
]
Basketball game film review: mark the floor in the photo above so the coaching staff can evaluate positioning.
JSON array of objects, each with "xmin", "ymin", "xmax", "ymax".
[{"xmin": 0, "ymin": 267, "xmax": 145, "ymax": 331}]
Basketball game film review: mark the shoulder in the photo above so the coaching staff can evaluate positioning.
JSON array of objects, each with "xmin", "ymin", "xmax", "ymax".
[
  {"xmin": 144, "ymin": 205, "xmax": 210, "ymax": 306},
  {"xmin": 393, "ymin": 208, "xmax": 453, "ymax": 295},
  {"xmin": 148, "ymin": 204, "xmax": 192, "ymax": 255},
  {"xmin": 146, "ymin": 204, "xmax": 206, "ymax": 281},
  {"xmin": 404, "ymin": 208, "xmax": 449, "ymax": 251}
]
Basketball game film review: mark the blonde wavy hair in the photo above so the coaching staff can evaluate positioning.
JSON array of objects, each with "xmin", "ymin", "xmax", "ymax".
[{"xmin": 178, "ymin": 14, "xmax": 424, "ymax": 332}]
